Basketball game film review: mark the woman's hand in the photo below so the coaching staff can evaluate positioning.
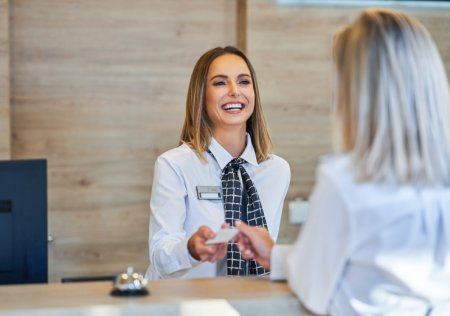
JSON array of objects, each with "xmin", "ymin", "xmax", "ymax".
[
  {"xmin": 233, "ymin": 220, "xmax": 274, "ymax": 269},
  {"xmin": 187, "ymin": 224, "xmax": 228, "ymax": 262}
]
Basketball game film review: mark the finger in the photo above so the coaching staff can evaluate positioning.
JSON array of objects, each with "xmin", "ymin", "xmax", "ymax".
[
  {"xmin": 200, "ymin": 254, "xmax": 214, "ymax": 262},
  {"xmin": 235, "ymin": 237, "xmax": 254, "ymax": 259},
  {"xmin": 220, "ymin": 222, "xmax": 229, "ymax": 229},
  {"xmin": 210, "ymin": 250, "xmax": 226, "ymax": 262},
  {"xmin": 229, "ymin": 231, "xmax": 242, "ymax": 243},
  {"xmin": 236, "ymin": 243, "xmax": 247, "ymax": 255},
  {"xmin": 237, "ymin": 234, "xmax": 251, "ymax": 249},
  {"xmin": 212, "ymin": 241, "xmax": 228, "ymax": 261},
  {"xmin": 197, "ymin": 243, "xmax": 218, "ymax": 258},
  {"xmin": 217, "ymin": 243, "xmax": 227, "ymax": 254},
  {"xmin": 235, "ymin": 220, "xmax": 251, "ymax": 234},
  {"xmin": 241, "ymin": 248, "xmax": 255, "ymax": 259},
  {"xmin": 197, "ymin": 226, "xmax": 215, "ymax": 240},
  {"xmin": 205, "ymin": 244, "xmax": 227, "ymax": 262},
  {"xmin": 236, "ymin": 238, "xmax": 251, "ymax": 255}
]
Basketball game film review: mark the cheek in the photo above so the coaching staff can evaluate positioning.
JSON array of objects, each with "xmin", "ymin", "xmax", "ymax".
[
  {"xmin": 205, "ymin": 103, "xmax": 216, "ymax": 122},
  {"xmin": 205, "ymin": 91, "xmax": 213, "ymax": 107},
  {"xmin": 247, "ymin": 96, "xmax": 256, "ymax": 116},
  {"xmin": 244, "ymin": 87, "xmax": 255, "ymax": 103},
  {"xmin": 205, "ymin": 89, "xmax": 224, "ymax": 108},
  {"xmin": 246, "ymin": 91, "xmax": 256, "ymax": 108},
  {"xmin": 205, "ymin": 92, "xmax": 216, "ymax": 114},
  {"xmin": 204, "ymin": 95, "xmax": 220, "ymax": 124}
]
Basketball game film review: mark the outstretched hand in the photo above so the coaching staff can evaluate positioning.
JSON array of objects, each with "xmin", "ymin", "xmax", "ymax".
[
  {"xmin": 187, "ymin": 224, "xmax": 228, "ymax": 262},
  {"xmin": 233, "ymin": 220, "xmax": 275, "ymax": 270}
]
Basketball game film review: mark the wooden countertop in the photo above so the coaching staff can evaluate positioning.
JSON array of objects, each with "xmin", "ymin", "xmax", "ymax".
[{"xmin": 0, "ymin": 277, "xmax": 314, "ymax": 315}]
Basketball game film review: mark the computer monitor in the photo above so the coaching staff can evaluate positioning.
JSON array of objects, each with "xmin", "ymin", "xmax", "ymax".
[{"xmin": 0, "ymin": 159, "xmax": 48, "ymax": 284}]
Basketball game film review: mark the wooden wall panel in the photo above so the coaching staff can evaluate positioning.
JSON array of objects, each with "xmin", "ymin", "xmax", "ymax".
[
  {"xmin": 247, "ymin": 1, "xmax": 450, "ymax": 243},
  {"xmin": 10, "ymin": 0, "xmax": 237, "ymax": 282},
  {"xmin": 0, "ymin": 0, "xmax": 10, "ymax": 159}
]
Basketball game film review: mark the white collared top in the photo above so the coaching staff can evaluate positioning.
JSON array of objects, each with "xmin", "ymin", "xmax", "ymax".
[
  {"xmin": 147, "ymin": 134, "xmax": 290, "ymax": 280},
  {"xmin": 270, "ymin": 154, "xmax": 450, "ymax": 316}
]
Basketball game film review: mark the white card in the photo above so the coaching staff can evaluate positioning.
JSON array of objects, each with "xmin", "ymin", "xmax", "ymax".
[{"xmin": 206, "ymin": 228, "xmax": 238, "ymax": 244}]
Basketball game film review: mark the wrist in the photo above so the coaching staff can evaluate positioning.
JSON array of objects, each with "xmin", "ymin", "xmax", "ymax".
[
  {"xmin": 187, "ymin": 235, "xmax": 200, "ymax": 261},
  {"xmin": 264, "ymin": 238, "xmax": 275, "ymax": 260}
]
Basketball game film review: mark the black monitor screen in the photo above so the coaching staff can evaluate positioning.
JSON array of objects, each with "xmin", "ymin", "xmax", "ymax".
[{"xmin": 0, "ymin": 159, "xmax": 47, "ymax": 284}]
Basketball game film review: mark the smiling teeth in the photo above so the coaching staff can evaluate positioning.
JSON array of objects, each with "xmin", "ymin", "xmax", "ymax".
[{"xmin": 223, "ymin": 103, "xmax": 243, "ymax": 110}]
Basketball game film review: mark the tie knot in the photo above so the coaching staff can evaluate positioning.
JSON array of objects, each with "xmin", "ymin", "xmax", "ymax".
[{"xmin": 227, "ymin": 158, "xmax": 246, "ymax": 172}]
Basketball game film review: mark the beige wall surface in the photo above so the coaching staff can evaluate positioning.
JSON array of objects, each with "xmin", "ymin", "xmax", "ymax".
[
  {"xmin": 10, "ymin": 0, "xmax": 236, "ymax": 282},
  {"xmin": 247, "ymin": 1, "xmax": 450, "ymax": 243},
  {"xmin": 0, "ymin": 0, "xmax": 10, "ymax": 159}
]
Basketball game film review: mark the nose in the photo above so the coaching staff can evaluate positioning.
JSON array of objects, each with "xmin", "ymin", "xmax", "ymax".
[{"xmin": 228, "ymin": 82, "xmax": 240, "ymax": 97}]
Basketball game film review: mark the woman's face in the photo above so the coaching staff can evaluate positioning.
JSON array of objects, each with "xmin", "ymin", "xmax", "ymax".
[{"xmin": 205, "ymin": 54, "xmax": 255, "ymax": 133}]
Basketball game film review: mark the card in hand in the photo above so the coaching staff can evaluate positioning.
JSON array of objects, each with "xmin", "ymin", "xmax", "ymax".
[{"xmin": 205, "ymin": 228, "xmax": 238, "ymax": 244}]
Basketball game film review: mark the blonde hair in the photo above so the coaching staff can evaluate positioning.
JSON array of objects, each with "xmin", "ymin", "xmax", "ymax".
[
  {"xmin": 332, "ymin": 8, "xmax": 450, "ymax": 185},
  {"xmin": 179, "ymin": 46, "xmax": 272, "ymax": 163}
]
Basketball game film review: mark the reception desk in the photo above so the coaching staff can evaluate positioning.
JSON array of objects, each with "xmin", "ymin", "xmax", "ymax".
[{"xmin": 0, "ymin": 277, "xmax": 315, "ymax": 315}]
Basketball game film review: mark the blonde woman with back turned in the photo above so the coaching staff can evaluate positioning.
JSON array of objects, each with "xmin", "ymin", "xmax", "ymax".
[{"xmin": 234, "ymin": 8, "xmax": 450, "ymax": 316}]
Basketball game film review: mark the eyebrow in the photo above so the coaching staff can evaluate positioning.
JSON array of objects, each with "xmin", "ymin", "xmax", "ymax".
[{"xmin": 209, "ymin": 73, "xmax": 252, "ymax": 81}]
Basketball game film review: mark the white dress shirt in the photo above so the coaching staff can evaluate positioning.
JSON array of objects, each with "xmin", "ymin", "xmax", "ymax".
[
  {"xmin": 147, "ymin": 134, "xmax": 290, "ymax": 280},
  {"xmin": 271, "ymin": 154, "xmax": 450, "ymax": 316}
]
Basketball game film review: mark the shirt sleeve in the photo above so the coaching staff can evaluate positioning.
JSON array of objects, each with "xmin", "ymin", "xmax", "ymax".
[
  {"xmin": 263, "ymin": 156, "xmax": 291, "ymax": 241},
  {"xmin": 273, "ymin": 159, "xmax": 291, "ymax": 241},
  {"xmin": 270, "ymin": 244, "xmax": 293, "ymax": 280},
  {"xmin": 285, "ymin": 166, "xmax": 353, "ymax": 315},
  {"xmin": 147, "ymin": 155, "xmax": 201, "ymax": 279}
]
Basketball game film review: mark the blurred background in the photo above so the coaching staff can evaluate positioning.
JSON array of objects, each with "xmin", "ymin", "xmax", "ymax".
[{"xmin": 0, "ymin": 0, "xmax": 449, "ymax": 282}]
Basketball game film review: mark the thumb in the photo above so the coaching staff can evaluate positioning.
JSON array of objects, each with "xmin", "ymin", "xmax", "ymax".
[
  {"xmin": 220, "ymin": 222, "xmax": 230, "ymax": 229},
  {"xmin": 235, "ymin": 220, "xmax": 251, "ymax": 234},
  {"xmin": 197, "ymin": 225, "xmax": 215, "ymax": 240}
]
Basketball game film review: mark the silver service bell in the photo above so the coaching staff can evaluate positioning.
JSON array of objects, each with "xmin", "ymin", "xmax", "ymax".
[{"xmin": 110, "ymin": 266, "xmax": 149, "ymax": 297}]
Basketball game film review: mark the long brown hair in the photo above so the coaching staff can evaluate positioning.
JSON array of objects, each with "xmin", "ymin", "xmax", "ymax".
[{"xmin": 179, "ymin": 46, "xmax": 272, "ymax": 163}]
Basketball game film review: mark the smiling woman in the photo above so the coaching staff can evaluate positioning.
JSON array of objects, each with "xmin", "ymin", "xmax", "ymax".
[
  {"xmin": 205, "ymin": 54, "xmax": 255, "ymax": 154},
  {"xmin": 146, "ymin": 46, "xmax": 291, "ymax": 280}
]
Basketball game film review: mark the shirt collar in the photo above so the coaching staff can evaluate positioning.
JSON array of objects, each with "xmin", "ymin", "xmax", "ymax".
[{"xmin": 208, "ymin": 133, "xmax": 258, "ymax": 169}]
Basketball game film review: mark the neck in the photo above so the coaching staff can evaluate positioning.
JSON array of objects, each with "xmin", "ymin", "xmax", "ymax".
[{"xmin": 213, "ymin": 126, "xmax": 247, "ymax": 158}]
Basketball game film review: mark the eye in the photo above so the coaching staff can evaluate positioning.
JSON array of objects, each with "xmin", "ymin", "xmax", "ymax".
[
  {"xmin": 212, "ymin": 81, "xmax": 226, "ymax": 86},
  {"xmin": 239, "ymin": 79, "xmax": 251, "ymax": 85}
]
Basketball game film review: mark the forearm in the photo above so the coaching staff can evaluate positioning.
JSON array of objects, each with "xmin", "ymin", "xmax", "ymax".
[{"xmin": 149, "ymin": 237, "xmax": 201, "ymax": 279}]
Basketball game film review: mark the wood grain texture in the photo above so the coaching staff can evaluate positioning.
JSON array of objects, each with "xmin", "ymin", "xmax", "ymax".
[
  {"xmin": 10, "ymin": 0, "xmax": 237, "ymax": 282},
  {"xmin": 236, "ymin": 0, "xmax": 247, "ymax": 52},
  {"xmin": 0, "ymin": 0, "xmax": 10, "ymax": 159},
  {"xmin": 0, "ymin": 278, "xmax": 315, "ymax": 315},
  {"xmin": 247, "ymin": 1, "xmax": 450, "ymax": 243},
  {"xmin": 0, "ymin": 278, "xmax": 296, "ymax": 311}
]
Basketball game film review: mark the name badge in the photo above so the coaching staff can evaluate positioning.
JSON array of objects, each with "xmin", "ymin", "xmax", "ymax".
[{"xmin": 196, "ymin": 186, "xmax": 222, "ymax": 200}]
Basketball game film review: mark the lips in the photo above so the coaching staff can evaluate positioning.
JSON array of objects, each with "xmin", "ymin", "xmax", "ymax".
[{"xmin": 222, "ymin": 103, "xmax": 244, "ymax": 111}]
